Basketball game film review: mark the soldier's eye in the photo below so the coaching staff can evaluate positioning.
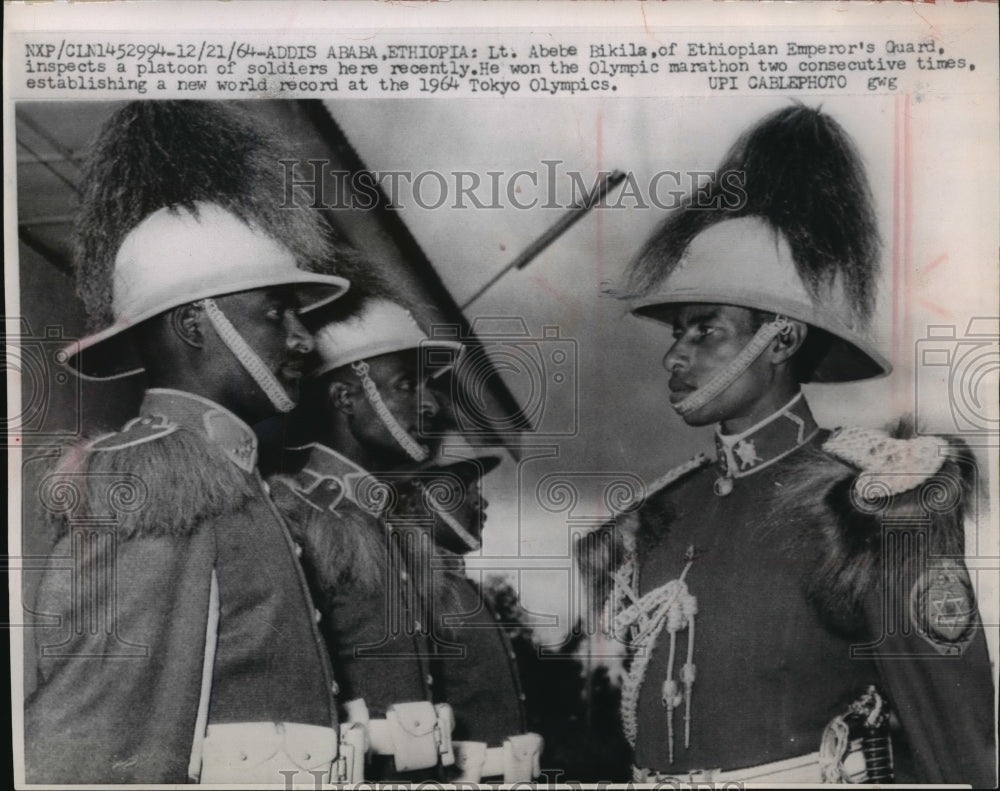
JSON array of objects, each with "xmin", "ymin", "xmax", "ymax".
[{"xmin": 265, "ymin": 305, "xmax": 283, "ymax": 322}]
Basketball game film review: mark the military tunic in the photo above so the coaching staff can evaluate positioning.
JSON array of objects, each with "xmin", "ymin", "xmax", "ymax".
[
  {"xmin": 274, "ymin": 443, "xmax": 435, "ymax": 717},
  {"xmin": 613, "ymin": 395, "xmax": 995, "ymax": 785},
  {"xmin": 25, "ymin": 389, "xmax": 338, "ymax": 784},
  {"xmin": 432, "ymin": 559, "xmax": 527, "ymax": 747}
]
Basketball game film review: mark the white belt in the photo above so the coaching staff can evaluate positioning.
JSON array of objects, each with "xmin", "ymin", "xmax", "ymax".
[
  {"xmin": 198, "ymin": 721, "xmax": 338, "ymax": 785},
  {"xmin": 635, "ymin": 735, "xmax": 870, "ymax": 784},
  {"xmin": 634, "ymin": 750, "xmax": 827, "ymax": 784},
  {"xmin": 345, "ymin": 699, "xmax": 455, "ymax": 773},
  {"xmin": 453, "ymin": 733, "xmax": 544, "ymax": 783}
]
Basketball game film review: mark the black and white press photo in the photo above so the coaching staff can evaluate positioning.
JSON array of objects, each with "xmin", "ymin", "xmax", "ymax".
[{"xmin": 5, "ymin": 2, "xmax": 998, "ymax": 787}]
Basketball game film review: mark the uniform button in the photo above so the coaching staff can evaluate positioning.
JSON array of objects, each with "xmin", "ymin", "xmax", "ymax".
[
  {"xmin": 509, "ymin": 651, "xmax": 517, "ymax": 660},
  {"xmin": 314, "ymin": 608, "xmax": 322, "ymax": 623},
  {"xmin": 494, "ymin": 612, "xmax": 502, "ymax": 621},
  {"xmin": 262, "ymin": 480, "xmax": 271, "ymax": 495},
  {"xmin": 518, "ymin": 693, "xmax": 527, "ymax": 702},
  {"xmin": 331, "ymin": 681, "xmax": 340, "ymax": 696},
  {"xmin": 426, "ymin": 674, "xmax": 434, "ymax": 687},
  {"xmin": 295, "ymin": 543, "xmax": 304, "ymax": 558},
  {"xmin": 413, "ymin": 620, "xmax": 422, "ymax": 631},
  {"xmin": 400, "ymin": 569, "xmax": 409, "ymax": 581}
]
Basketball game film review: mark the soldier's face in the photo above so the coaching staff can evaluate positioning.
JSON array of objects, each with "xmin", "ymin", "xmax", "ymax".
[
  {"xmin": 208, "ymin": 287, "xmax": 314, "ymax": 419},
  {"xmin": 433, "ymin": 472, "xmax": 488, "ymax": 552},
  {"xmin": 662, "ymin": 303, "xmax": 775, "ymax": 428},
  {"xmin": 346, "ymin": 350, "xmax": 444, "ymax": 464},
  {"xmin": 452, "ymin": 473, "xmax": 487, "ymax": 534}
]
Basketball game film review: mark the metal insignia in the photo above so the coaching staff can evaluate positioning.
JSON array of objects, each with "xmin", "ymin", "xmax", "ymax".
[{"xmin": 909, "ymin": 561, "xmax": 977, "ymax": 654}]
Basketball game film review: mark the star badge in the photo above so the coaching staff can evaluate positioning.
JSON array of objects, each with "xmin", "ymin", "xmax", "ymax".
[
  {"xmin": 910, "ymin": 561, "xmax": 976, "ymax": 653},
  {"xmin": 733, "ymin": 439, "xmax": 763, "ymax": 470}
]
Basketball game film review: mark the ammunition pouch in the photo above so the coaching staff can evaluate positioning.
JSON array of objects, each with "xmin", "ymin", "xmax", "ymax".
[{"xmin": 198, "ymin": 721, "xmax": 337, "ymax": 785}]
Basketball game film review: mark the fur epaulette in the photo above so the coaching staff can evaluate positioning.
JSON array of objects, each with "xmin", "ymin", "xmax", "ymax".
[
  {"xmin": 576, "ymin": 454, "xmax": 711, "ymax": 612},
  {"xmin": 768, "ymin": 425, "xmax": 974, "ymax": 634},
  {"xmin": 44, "ymin": 416, "xmax": 256, "ymax": 540}
]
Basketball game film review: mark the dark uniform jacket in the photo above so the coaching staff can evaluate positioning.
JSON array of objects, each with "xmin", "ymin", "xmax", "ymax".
[
  {"xmin": 591, "ymin": 395, "xmax": 995, "ymax": 785},
  {"xmin": 431, "ymin": 557, "xmax": 527, "ymax": 747},
  {"xmin": 24, "ymin": 389, "xmax": 337, "ymax": 784},
  {"xmin": 269, "ymin": 443, "xmax": 435, "ymax": 718}
]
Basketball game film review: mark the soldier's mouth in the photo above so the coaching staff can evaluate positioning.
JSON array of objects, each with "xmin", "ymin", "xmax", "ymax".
[{"xmin": 668, "ymin": 381, "xmax": 695, "ymax": 403}]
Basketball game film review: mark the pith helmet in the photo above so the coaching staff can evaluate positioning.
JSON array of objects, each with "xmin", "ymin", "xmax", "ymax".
[
  {"xmin": 65, "ymin": 203, "xmax": 349, "ymax": 379},
  {"xmin": 627, "ymin": 105, "xmax": 890, "ymax": 383},
  {"xmin": 423, "ymin": 435, "xmax": 503, "ymax": 480},
  {"xmin": 66, "ymin": 100, "xmax": 350, "ymax": 380},
  {"xmin": 312, "ymin": 298, "xmax": 462, "ymax": 378},
  {"xmin": 631, "ymin": 216, "xmax": 890, "ymax": 382}
]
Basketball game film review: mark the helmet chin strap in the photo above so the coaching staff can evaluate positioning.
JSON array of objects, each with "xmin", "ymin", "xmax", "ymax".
[
  {"xmin": 434, "ymin": 506, "xmax": 481, "ymax": 552},
  {"xmin": 199, "ymin": 298, "xmax": 296, "ymax": 414},
  {"xmin": 413, "ymin": 479, "xmax": 482, "ymax": 552},
  {"xmin": 673, "ymin": 317, "xmax": 791, "ymax": 417},
  {"xmin": 351, "ymin": 360, "xmax": 429, "ymax": 463}
]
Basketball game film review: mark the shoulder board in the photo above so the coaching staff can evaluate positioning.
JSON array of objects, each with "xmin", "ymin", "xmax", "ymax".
[
  {"xmin": 644, "ymin": 452, "xmax": 712, "ymax": 499},
  {"xmin": 614, "ymin": 453, "xmax": 711, "ymax": 516},
  {"xmin": 823, "ymin": 426, "xmax": 946, "ymax": 497},
  {"xmin": 86, "ymin": 414, "xmax": 179, "ymax": 453}
]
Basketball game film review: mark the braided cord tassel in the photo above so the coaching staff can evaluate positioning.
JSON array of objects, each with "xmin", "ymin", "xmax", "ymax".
[
  {"xmin": 681, "ymin": 592, "xmax": 698, "ymax": 749},
  {"xmin": 201, "ymin": 298, "xmax": 296, "ymax": 413},
  {"xmin": 351, "ymin": 360, "xmax": 429, "ymax": 462}
]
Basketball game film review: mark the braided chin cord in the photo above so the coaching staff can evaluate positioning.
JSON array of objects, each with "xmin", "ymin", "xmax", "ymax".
[
  {"xmin": 673, "ymin": 317, "xmax": 792, "ymax": 417},
  {"xmin": 200, "ymin": 298, "xmax": 296, "ymax": 414},
  {"xmin": 415, "ymin": 479, "xmax": 482, "ymax": 552},
  {"xmin": 351, "ymin": 360, "xmax": 429, "ymax": 463}
]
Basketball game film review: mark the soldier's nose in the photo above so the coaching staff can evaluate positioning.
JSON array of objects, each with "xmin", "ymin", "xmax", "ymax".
[
  {"xmin": 419, "ymin": 384, "xmax": 440, "ymax": 418},
  {"xmin": 663, "ymin": 341, "xmax": 687, "ymax": 372},
  {"xmin": 285, "ymin": 310, "xmax": 314, "ymax": 355}
]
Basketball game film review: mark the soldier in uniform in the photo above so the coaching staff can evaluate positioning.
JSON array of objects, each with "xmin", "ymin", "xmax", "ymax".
[
  {"xmin": 580, "ymin": 106, "xmax": 996, "ymax": 785},
  {"xmin": 268, "ymin": 291, "xmax": 463, "ymax": 780},
  {"xmin": 24, "ymin": 102, "xmax": 350, "ymax": 785},
  {"xmin": 396, "ymin": 443, "xmax": 545, "ymax": 783}
]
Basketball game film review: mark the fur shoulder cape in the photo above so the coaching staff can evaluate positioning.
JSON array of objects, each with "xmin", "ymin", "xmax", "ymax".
[
  {"xmin": 43, "ymin": 420, "xmax": 256, "ymax": 541},
  {"xmin": 767, "ymin": 428, "xmax": 974, "ymax": 634},
  {"xmin": 578, "ymin": 427, "xmax": 975, "ymax": 635}
]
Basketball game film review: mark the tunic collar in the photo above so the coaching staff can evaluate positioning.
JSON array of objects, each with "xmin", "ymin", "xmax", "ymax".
[
  {"xmin": 140, "ymin": 388, "xmax": 259, "ymax": 473},
  {"xmin": 713, "ymin": 393, "xmax": 818, "ymax": 491},
  {"xmin": 285, "ymin": 442, "xmax": 373, "ymax": 510}
]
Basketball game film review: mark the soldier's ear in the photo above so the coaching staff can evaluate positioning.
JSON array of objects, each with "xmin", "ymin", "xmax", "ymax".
[
  {"xmin": 170, "ymin": 303, "xmax": 204, "ymax": 349},
  {"xmin": 771, "ymin": 321, "xmax": 809, "ymax": 365},
  {"xmin": 770, "ymin": 319, "xmax": 807, "ymax": 365},
  {"xmin": 327, "ymin": 380, "xmax": 355, "ymax": 415}
]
